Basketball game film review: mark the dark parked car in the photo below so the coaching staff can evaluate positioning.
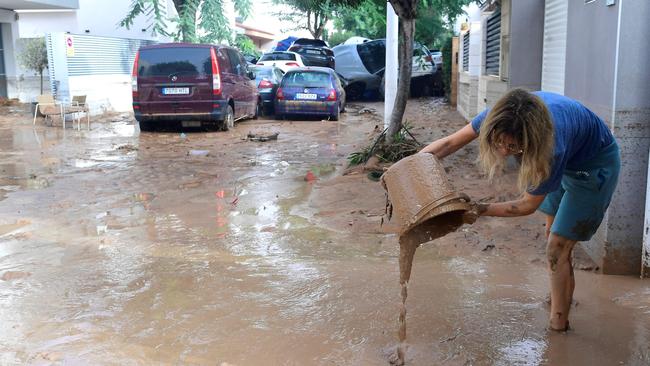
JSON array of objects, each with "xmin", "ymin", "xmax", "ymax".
[
  {"xmin": 250, "ymin": 65, "xmax": 284, "ymax": 115},
  {"xmin": 288, "ymin": 38, "xmax": 335, "ymax": 69},
  {"xmin": 132, "ymin": 43, "xmax": 260, "ymax": 131},
  {"xmin": 275, "ymin": 67, "xmax": 346, "ymax": 121}
]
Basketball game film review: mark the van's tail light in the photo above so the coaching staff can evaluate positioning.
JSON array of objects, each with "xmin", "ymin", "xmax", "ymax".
[
  {"xmin": 326, "ymin": 89, "xmax": 337, "ymax": 101},
  {"xmin": 131, "ymin": 51, "xmax": 139, "ymax": 99},
  {"xmin": 286, "ymin": 62, "xmax": 299, "ymax": 67},
  {"xmin": 256, "ymin": 62, "xmax": 264, "ymax": 66},
  {"xmin": 276, "ymin": 87, "xmax": 284, "ymax": 100},
  {"xmin": 425, "ymin": 55, "xmax": 433, "ymax": 62},
  {"xmin": 210, "ymin": 48, "xmax": 222, "ymax": 96},
  {"xmin": 258, "ymin": 79, "xmax": 273, "ymax": 89}
]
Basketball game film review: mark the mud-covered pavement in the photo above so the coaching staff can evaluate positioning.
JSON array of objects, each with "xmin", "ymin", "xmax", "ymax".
[{"xmin": 1, "ymin": 101, "xmax": 649, "ymax": 365}]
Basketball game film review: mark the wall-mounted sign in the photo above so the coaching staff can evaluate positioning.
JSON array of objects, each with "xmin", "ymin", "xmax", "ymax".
[{"xmin": 65, "ymin": 35, "xmax": 75, "ymax": 57}]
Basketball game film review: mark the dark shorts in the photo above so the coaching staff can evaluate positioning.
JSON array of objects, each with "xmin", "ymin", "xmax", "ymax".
[{"xmin": 538, "ymin": 141, "xmax": 620, "ymax": 241}]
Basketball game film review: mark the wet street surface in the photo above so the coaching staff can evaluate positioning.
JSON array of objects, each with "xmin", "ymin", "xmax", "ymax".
[{"xmin": 1, "ymin": 103, "xmax": 649, "ymax": 365}]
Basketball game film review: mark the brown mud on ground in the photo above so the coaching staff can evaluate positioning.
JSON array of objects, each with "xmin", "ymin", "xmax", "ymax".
[{"xmin": 0, "ymin": 101, "xmax": 648, "ymax": 365}]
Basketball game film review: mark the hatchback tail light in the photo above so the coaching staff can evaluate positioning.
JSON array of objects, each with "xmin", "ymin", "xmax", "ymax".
[
  {"xmin": 256, "ymin": 62, "xmax": 264, "ymax": 65},
  {"xmin": 210, "ymin": 48, "xmax": 222, "ymax": 96},
  {"xmin": 286, "ymin": 62, "xmax": 300, "ymax": 67},
  {"xmin": 326, "ymin": 89, "xmax": 337, "ymax": 101},
  {"xmin": 131, "ymin": 51, "xmax": 139, "ymax": 99},
  {"xmin": 258, "ymin": 79, "xmax": 273, "ymax": 89},
  {"xmin": 425, "ymin": 55, "xmax": 433, "ymax": 62},
  {"xmin": 276, "ymin": 87, "xmax": 284, "ymax": 100}
]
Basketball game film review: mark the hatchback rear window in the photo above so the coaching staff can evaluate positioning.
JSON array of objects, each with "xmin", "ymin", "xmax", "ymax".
[
  {"xmin": 138, "ymin": 48, "xmax": 211, "ymax": 77},
  {"xmin": 293, "ymin": 39, "xmax": 328, "ymax": 48},
  {"xmin": 252, "ymin": 68, "xmax": 274, "ymax": 83},
  {"xmin": 259, "ymin": 53, "xmax": 296, "ymax": 61},
  {"xmin": 294, "ymin": 48, "xmax": 325, "ymax": 56},
  {"xmin": 282, "ymin": 72, "xmax": 331, "ymax": 88}
]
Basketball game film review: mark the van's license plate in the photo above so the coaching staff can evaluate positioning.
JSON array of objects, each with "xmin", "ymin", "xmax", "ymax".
[
  {"xmin": 163, "ymin": 87, "xmax": 190, "ymax": 95},
  {"xmin": 296, "ymin": 93, "xmax": 317, "ymax": 100},
  {"xmin": 181, "ymin": 121, "xmax": 201, "ymax": 127}
]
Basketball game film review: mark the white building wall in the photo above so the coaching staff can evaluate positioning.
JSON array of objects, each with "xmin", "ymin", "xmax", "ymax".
[
  {"xmin": 6, "ymin": 0, "xmax": 178, "ymax": 102},
  {"xmin": 467, "ymin": 21, "xmax": 482, "ymax": 77},
  {"xmin": 17, "ymin": 0, "xmax": 176, "ymax": 41},
  {"xmin": 457, "ymin": 21, "xmax": 481, "ymax": 120}
]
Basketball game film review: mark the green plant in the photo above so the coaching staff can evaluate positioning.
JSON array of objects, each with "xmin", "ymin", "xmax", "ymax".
[
  {"xmin": 17, "ymin": 37, "xmax": 48, "ymax": 95},
  {"xmin": 235, "ymin": 34, "xmax": 259, "ymax": 57},
  {"xmin": 441, "ymin": 34, "xmax": 453, "ymax": 99},
  {"xmin": 327, "ymin": 30, "xmax": 356, "ymax": 47}
]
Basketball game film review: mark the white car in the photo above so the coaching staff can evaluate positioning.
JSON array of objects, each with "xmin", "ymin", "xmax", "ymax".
[
  {"xmin": 256, "ymin": 51, "xmax": 305, "ymax": 73},
  {"xmin": 411, "ymin": 43, "xmax": 436, "ymax": 78}
]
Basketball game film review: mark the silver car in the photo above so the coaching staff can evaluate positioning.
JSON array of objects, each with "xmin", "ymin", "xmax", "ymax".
[{"xmin": 333, "ymin": 39, "xmax": 437, "ymax": 100}]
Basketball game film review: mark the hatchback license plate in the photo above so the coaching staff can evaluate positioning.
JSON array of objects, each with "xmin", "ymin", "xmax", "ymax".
[
  {"xmin": 163, "ymin": 87, "xmax": 190, "ymax": 95},
  {"xmin": 296, "ymin": 93, "xmax": 317, "ymax": 100},
  {"xmin": 181, "ymin": 121, "xmax": 201, "ymax": 127}
]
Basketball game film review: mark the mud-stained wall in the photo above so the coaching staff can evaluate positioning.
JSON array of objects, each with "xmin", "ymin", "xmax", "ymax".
[
  {"xmin": 566, "ymin": 0, "xmax": 650, "ymax": 275},
  {"xmin": 458, "ymin": 73, "xmax": 478, "ymax": 120}
]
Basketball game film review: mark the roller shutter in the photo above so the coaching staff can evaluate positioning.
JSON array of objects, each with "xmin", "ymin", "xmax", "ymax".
[{"xmin": 541, "ymin": 0, "xmax": 568, "ymax": 94}]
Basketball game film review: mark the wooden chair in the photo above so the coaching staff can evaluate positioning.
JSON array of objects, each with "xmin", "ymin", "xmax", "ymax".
[
  {"xmin": 66, "ymin": 95, "xmax": 90, "ymax": 130},
  {"xmin": 33, "ymin": 94, "xmax": 63, "ymax": 127}
]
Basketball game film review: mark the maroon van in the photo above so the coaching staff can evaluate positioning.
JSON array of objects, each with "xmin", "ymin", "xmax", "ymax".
[{"xmin": 131, "ymin": 43, "xmax": 260, "ymax": 131}]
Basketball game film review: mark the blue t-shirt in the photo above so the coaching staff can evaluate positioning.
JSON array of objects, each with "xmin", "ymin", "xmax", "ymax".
[{"xmin": 470, "ymin": 91, "xmax": 614, "ymax": 195}]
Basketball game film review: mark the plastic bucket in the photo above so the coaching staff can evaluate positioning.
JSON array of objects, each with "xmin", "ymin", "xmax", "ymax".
[{"xmin": 381, "ymin": 153, "xmax": 470, "ymax": 238}]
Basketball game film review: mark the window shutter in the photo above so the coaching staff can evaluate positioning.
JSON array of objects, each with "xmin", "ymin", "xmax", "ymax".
[{"xmin": 485, "ymin": 8, "xmax": 501, "ymax": 76}]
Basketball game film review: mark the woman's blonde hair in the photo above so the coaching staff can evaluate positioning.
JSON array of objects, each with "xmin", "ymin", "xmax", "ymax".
[{"xmin": 478, "ymin": 88, "xmax": 554, "ymax": 192}]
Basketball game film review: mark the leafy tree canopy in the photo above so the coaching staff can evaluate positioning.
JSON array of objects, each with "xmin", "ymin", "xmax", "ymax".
[
  {"xmin": 273, "ymin": 0, "xmax": 364, "ymax": 39},
  {"xmin": 333, "ymin": 0, "xmax": 472, "ymax": 48},
  {"xmin": 17, "ymin": 37, "xmax": 48, "ymax": 94},
  {"xmin": 119, "ymin": 0, "xmax": 252, "ymax": 43}
]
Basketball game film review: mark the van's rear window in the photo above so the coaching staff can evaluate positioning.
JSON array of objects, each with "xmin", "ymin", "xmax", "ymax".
[
  {"xmin": 138, "ymin": 48, "xmax": 211, "ymax": 77},
  {"xmin": 259, "ymin": 53, "xmax": 296, "ymax": 61}
]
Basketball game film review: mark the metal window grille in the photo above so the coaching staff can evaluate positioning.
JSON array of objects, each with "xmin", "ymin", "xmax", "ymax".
[
  {"xmin": 462, "ymin": 32, "xmax": 469, "ymax": 71},
  {"xmin": 67, "ymin": 35, "xmax": 155, "ymax": 76},
  {"xmin": 485, "ymin": 8, "xmax": 501, "ymax": 76}
]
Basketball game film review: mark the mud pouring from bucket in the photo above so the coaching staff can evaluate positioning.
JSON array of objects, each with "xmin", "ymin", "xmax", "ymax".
[{"xmin": 381, "ymin": 153, "xmax": 473, "ymax": 365}]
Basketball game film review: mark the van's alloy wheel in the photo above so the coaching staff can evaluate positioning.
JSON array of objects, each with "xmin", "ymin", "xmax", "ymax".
[{"xmin": 222, "ymin": 105, "xmax": 234, "ymax": 131}]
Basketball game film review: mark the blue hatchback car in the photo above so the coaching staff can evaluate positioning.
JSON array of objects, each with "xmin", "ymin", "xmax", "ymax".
[{"xmin": 275, "ymin": 67, "xmax": 346, "ymax": 121}]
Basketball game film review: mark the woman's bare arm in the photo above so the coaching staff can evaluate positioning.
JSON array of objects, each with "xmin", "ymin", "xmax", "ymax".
[
  {"xmin": 482, "ymin": 192, "xmax": 546, "ymax": 217},
  {"xmin": 420, "ymin": 124, "xmax": 478, "ymax": 159}
]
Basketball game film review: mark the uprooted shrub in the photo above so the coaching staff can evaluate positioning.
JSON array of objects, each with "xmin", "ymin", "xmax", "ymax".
[{"xmin": 348, "ymin": 123, "xmax": 423, "ymax": 166}]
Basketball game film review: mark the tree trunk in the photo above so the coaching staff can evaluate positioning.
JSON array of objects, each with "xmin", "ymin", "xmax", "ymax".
[{"xmin": 386, "ymin": 17, "xmax": 415, "ymax": 142}]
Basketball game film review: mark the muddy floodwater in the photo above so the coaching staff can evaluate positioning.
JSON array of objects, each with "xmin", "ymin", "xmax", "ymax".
[{"xmin": 1, "ymin": 103, "xmax": 649, "ymax": 365}]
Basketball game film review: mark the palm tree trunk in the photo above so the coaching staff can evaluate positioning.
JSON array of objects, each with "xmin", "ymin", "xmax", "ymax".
[{"xmin": 386, "ymin": 17, "xmax": 415, "ymax": 142}]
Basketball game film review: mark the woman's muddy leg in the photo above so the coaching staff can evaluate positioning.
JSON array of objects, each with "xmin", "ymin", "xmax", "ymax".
[
  {"xmin": 545, "ymin": 215, "xmax": 554, "ymax": 239},
  {"xmin": 546, "ymin": 233, "xmax": 577, "ymax": 330}
]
